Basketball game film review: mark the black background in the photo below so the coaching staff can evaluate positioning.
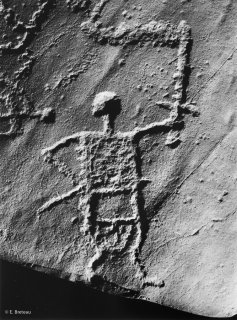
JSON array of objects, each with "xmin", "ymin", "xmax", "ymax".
[{"xmin": 0, "ymin": 259, "xmax": 229, "ymax": 320}]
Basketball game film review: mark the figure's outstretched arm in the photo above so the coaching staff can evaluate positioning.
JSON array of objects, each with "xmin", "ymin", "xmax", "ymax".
[
  {"xmin": 41, "ymin": 132, "xmax": 81, "ymax": 158},
  {"xmin": 38, "ymin": 133, "xmax": 84, "ymax": 216},
  {"xmin": 37, "ymin": 184, "xmax": 83, "ymax": 216},
  {"xmin": 133, "ymin": 99, "xmax": 198, "ymax": 139},
  {"xmin": 133, "ymin": 115, "xmax": 174, "ymax": 139},
  {"xmin": 41, "ymin": 133, "xmax": 83, "ymax": 186},
  {"xmin": 132, "ymin": 100, "xmax": 175, "ymax": 139}
]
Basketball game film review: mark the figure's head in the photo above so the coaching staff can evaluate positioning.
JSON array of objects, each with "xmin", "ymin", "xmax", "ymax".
[{"xmin": 92, "ymin": 91, "xmax": 121, "ymax": 118}]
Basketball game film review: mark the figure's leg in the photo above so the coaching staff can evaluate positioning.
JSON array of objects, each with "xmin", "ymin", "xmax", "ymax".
[
  {"xmin": 79, "ymin": 193, "xmax": 105, "ymax": 281},
  {"xmin": 130, "ymin": 190, "xmax": 161, "ymax": 287},
  {"xmin": 78, "ymin": 192, "xmax": 92, "ymax": 235},
  {"xmin": 129, "ymin": 190, "xmax": 146, "ymax": 281},
  {"xmin": 85, "ymin": 246, "xmax": 104, "ymax": 282}
]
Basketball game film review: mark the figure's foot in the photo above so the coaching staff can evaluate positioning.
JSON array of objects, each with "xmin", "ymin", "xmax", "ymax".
[
  {"xmin": 142, "ymin": 276, "xmax": 165, "ymax": 288},
  {"xmin": 85, "ymin": 247, "xmax": 103, "ymax": 282},
  {"xmin": 84, "ymin": 265, "xmax": 95, "ymax": 282}
]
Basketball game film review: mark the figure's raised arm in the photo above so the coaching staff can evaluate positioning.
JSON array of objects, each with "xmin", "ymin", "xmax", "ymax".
[
  {"xmin": 133, "ymin": 116, "xmax": 174, "ymax": 139},
  {"xmin": 132, "ymin": 98, "xmax": 198, "ymax": 140}
]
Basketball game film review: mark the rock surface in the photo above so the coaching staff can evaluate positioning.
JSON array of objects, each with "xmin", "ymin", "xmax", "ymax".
[{"xmin": 0, "ymin": 0, "xmax": 237, "ymax": 317}]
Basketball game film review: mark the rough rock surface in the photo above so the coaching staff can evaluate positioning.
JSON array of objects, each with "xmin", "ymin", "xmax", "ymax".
[{"xmin": 0, "ymin": 0, "xmax": 237, "ymax": 317}]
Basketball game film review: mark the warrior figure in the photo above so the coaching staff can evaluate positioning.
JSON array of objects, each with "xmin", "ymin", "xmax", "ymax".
[{"xmin": 38, "ymin": 91, "xmax": 188, "ymax": 285}]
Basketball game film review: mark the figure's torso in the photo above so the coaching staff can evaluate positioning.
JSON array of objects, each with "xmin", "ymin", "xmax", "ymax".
[{"xmin": 76, "ymin": 132, "xmax": 138, "ymax": 192}]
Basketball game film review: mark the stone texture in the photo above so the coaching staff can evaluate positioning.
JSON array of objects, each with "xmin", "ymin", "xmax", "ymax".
[{"xmin": 0, "ymin": 0, "xmax": 237, "ymax": 317}]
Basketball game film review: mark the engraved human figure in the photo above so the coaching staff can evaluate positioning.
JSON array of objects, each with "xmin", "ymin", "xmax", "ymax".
[
  {"xmin": 38, "ymin": 91, "xmax": 189, "ymax": 285},
  {"xmin": 37, "ymin": 20, "xmax": 197, "ymax": 283}
]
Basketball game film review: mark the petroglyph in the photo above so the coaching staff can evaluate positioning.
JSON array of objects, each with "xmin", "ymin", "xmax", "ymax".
[
  {"xmin": 0, "ymin": 0, "xmax": 197, "ymax": 139},
  {"xmin": 34, "ymin": 0, "xmax": 199, "ymax": 286},
  {"xmin": 1, "ymin": 0, "xmax": 237, "ymax": 317},
  {"xmin": 0, "ymin": 0, "xmax": 58, "ymax": 137},
  {"xmin": 1, "ymin": 0, "xmax": 198, "ymax": 287},
  {"xmin": 0, "ymin": 0, "xmax": 89, "ymax": 56},
  {"xmin": 0, "ymin": 0, "xmax": 56, "ymax": 55},
  {"xmin": 80, "ymin": 0, "xmax": 198, "ymax": 143},
  {"xmin": 37, "ymin": 86, "xmax": 194, "ymax": 285},
  {"xmin": 0, "ymin": 0, "xmax": 97, "ymax": 137},
  {"xmin": 0, "ymin": 73, "xmax": 55, "ymax": 137}
]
